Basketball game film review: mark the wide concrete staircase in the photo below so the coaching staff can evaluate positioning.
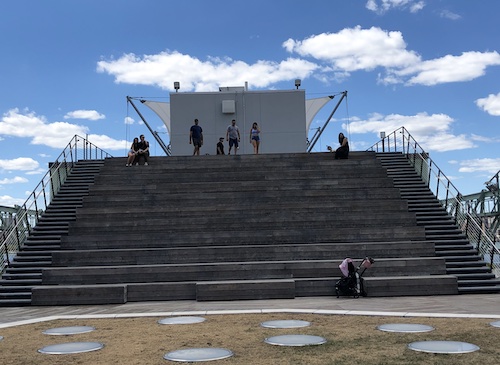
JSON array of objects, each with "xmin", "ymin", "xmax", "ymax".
[
  {"xmin": 3, "ymin": 151, "xmax": 464, "ymax": 306},
  {"xmin": 0, "ymin": 160, "xmax": 105, "ymax": 306}
]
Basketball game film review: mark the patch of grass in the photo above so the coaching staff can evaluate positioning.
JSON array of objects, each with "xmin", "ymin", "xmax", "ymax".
[{"xmin": 0, "ymin": 314, "xmax": 498, "ymax": 365}]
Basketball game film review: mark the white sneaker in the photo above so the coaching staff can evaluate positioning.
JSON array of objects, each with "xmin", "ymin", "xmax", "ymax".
[
  {"xmin": 135, "ymin": 163, "xmax": 139, "ymax": 166},
  {"xmin": 125, "ymin": 164, "xmax": 128, "ymax": 166},
  {"xmin": 145, "ymin": 162, "xmax": 148, "ymax": 165}
]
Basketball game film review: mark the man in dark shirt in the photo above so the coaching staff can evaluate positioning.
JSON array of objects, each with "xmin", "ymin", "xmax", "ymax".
[
  {"xmin": 136, "ymin": 134, "xmax": 150, "ymax": 165},
  {"xmin": 189, "ymin": 118, "xmax": 203, "ymax": 155}
]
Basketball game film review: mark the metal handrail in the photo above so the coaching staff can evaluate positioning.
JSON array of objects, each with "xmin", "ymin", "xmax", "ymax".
[
  {"xmin": 0, "ymin": 135, "xmax": 112, "ymax": 275},
  {"xmin": 367, "ymin": 127, "xmax": 500, "ymax": 277}
]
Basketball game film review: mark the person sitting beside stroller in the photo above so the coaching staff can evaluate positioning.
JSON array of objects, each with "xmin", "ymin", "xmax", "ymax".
[{"xmin": 327, "ymin": 132, "xmax": 349, "ymax": 159}]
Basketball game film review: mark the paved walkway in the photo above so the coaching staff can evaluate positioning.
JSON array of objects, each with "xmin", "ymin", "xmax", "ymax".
[{"xmin": 1, "ymin": 294, "xmax": 500, "ymax": 328}]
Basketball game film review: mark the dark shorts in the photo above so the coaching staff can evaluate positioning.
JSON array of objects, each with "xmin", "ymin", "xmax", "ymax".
[
  {"xmin": 192, "ymin": 138, "xmax": 202, "ymax": 148},
  {"xmin": 229, "ymin": 138, "xmax": 238, "ymax": 148},
  {"xmin": 251, "ymin": 136, "xmax": 260, "ymax": 142}
]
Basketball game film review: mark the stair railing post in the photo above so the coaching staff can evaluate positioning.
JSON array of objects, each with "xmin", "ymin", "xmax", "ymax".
[
  {"xmin": 490, "ymin": 236, "xmax": 496, "ymax": 271},
  {"xmin": 41, "ymin": 179, "xmax": 48, "ymax": 209},
  {"xmin": 13, "ymin": 216, "xmax": 21, "ymax": 251},
  {"xmin": 22, "ymin": 203, "xmax": 30, "ymax": 235},
  {"xmin": 2, "ymin": 232, "xmax": 10, "ymax": 268},
  {"xmin": 32, "ymin": 190, "xmax": 40, "ymax": 226}
]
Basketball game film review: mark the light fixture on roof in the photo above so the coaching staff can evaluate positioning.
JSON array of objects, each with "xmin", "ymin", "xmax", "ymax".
[
  {"xmin": 174, "ymin": 81, "xmax": 180, "ymax": 92},
  {"xmin": 380, "ymin": 132, "xmax": 386, "ymax": 152},
  {"xmin": 295, "ymin": 79, "xmax": 301, "ymax": 89}
]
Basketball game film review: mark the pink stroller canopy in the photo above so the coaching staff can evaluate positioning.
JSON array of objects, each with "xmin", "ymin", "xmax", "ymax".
[{"xmin": 339, "ymin": 258, "xmax": 353, "ymax": 277}]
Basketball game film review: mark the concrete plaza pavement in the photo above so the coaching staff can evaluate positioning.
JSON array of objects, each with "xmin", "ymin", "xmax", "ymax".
[{"xmin": 1, "ymin": 294, "xmax": 500, "ymax": 328}]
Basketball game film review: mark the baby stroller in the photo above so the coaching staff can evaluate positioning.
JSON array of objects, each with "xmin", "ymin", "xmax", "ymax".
[{"xmin": 335, "ymin": 257, "xmax": 374, "ymax": 298}]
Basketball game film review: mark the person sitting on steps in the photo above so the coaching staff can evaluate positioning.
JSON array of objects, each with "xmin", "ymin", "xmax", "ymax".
[
  {"xmin": 327, "ymin": 132, "xmax": 349, "ymax": 160},
  {"xmin": 136, "ymin": 134, "xmax": 150, "ymax": 165},
  {"xmin": 126, "ymin": 137, "xmax": 139, "ymax": 167}
]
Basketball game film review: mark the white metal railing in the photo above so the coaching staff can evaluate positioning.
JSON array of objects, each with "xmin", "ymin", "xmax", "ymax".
[
  {"xmin": 368, "ymin": 127, "xmax": 500, "ymax": 277},
  {"xmin": 0, "ymin": 135, "xmax": 112, "ymax": 275}
]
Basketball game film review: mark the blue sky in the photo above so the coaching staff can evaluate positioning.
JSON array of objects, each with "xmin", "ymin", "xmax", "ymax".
[{"xmin": 1, "ymin": 0, "xmax": 499, "ymax": 207}]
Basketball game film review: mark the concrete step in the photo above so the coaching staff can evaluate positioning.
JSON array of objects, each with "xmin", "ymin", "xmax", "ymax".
[
  {"xmin": 60, "ymin": 226, "xmax": 427, "ymax": 249},
  {"xmin": 0, "ymin": 299, "xmax": 32, "ymax": 306},
  {"xmin": 9, "ymin": 261, "xmax": 52, "ymax": 268},
  {"xmin": 52, "ymin": 241, "xmax": 435, "ymax": 267},
  {"xmin": 0, "ymin": 277, "xmax": 42, "ymax": 286},
  {"xmin": 458, "ymin": 285, "xmax": 500, "ymax": 294}
]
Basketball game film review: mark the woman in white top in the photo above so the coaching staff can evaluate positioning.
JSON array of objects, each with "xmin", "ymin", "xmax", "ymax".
[{"xmin": 249, "ymin": 122, "xmax": 261, "ymax": 154}]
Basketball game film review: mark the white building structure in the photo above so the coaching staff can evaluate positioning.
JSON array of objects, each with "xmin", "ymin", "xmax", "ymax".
[{"xmin": 143, "ymin": 85, "xmax": 333, "ymax": 156}]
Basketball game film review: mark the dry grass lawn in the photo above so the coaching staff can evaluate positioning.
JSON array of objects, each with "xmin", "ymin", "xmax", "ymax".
[{"xmin": 1, "ymin": 313, "xmax": 499, "ymax": 365}]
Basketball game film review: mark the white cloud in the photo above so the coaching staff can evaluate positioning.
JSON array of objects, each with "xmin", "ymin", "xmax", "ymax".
[
  {"xmin": 85, "ymin": 134, "xmax": 129, "ymax": 151},
  {"xmin": 475, "ymin": 92, "xmax": 500, "ymax": 116},
  {"xmin": 284, "ymin": 28, "xmax": 500, "ymax": 87},
  {"xmin": 283, "ymin": 27, "xmax": 420, "ymax": 72},
  {"xmin": 398, "ymin": 52, "xmax": 500, "ymax": 86},
  {"xmin": 346, "ymin": 112, "xmax": 475, "ymax": 152},
  {"xmin": 64, "ymin": 110, "xmax": 105, "ymax": 120},
  {"xmin": 97, "ymin": 51, "xmax": 319, "ymax": 92},
  {"xmin": 440, "ymin": 10, "xmax": 462, "ymax": 20},
  {"xmin": 0, "ymin": 108, "xmax": 127, "ymax": 151},
  {"xmin": 124, "ymin": 116, "xmax": 134, "ymax": 125},
  {"xmin": 458, "ymin": 158, "xmax": 500, "ymax": 174},
  {"xmin": 366, "ymin": 0, "xmax": 425, "ymax": 14},
  {"xmin": 0, "ymin": 195, "xmax": 27, "ymax": 207},
  {"xmin": 96, "ymin": 27, "xmax": 500, "ymax": 90},
  {"xmin": 0, "ymin": 176, "xmax": 29, "ymax": 184},
  {"xmin": 0, "ymin": 157, "xmax": 39, "ymax": 171}
]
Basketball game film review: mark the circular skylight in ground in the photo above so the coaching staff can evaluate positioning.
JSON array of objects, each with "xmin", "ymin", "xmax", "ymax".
[
  {"xmin": 377, "ymin": 323, "xmax": 434, "ymax": 333},
  {"xmin": 38, "ymin": 342, "xmax": 104, "ymax": 354},
  {"xmin": 264, "ymin": 334, "xmax": 327, "ymax": 346},
  {"xmin": 261, "ymin": 320, "xmax": 311, "ymax": 329},
  {"xmin": 158, "ymin": 316, "xmax": 206, "ymax": 325},
  {"xmin": 164, "ymin": 348, "xmax": 233, "ymax": 362},
  {"xmin": 43, "ymin": 326, "xmax": 96, "ymax": 335},
  {"xmin": 408, "ymin": 341, "xmax": 479, "ymax": 354},
  {"xmin": 490, "ymin": 321, "xmax": 500, "ymax": 328}
]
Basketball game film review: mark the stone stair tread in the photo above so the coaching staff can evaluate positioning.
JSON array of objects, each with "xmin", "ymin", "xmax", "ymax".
[
  {"xmin": 458, "ymin": 286, "xmax": 500, "ymax": 294},
  {"xmin": 0, "ymin": 299, "xmax": 32, "ymax": 306},
  {"xmin": 0, "ymin": 285, "xmax": 34, "ymax": 292},
  {"xmin": 450, "ymin": 272, "xmax": 495, "ymax": 280},
  {"xmin": 0, "ymin": 279, "xmax": 42, "ymax": 285},
  {"xmin": 447, "ymin": 266, "xmax": 491, "ymax": 272},
  {"xmin": 446, "ymin": 261, "xmax": 487, "ymax": 268},
  {"xmin": 457, "ymin": 279, "xmax": 500, "ymax": 286},
  {"xmin": 9, "ymin": 261, "xmax": 52, "ymax": 267},
  {"xmin": 0, "ymin": 292, "xmax": 32, "ymax": 299}
]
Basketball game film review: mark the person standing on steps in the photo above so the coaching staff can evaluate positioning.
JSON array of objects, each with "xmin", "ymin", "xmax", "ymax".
[
  {"xmin": 189, "ymin": 118, "xmax": 203, "ymax": 156},
  {"xmin": 250, "ymin": 122, "xmax": 261, "ymax": 154},
  {"xmin": 226, "ymin": 119, "xmax": 240, "ymax": 155}
]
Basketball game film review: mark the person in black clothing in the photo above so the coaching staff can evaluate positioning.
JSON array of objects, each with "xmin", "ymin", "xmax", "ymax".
[
  {"xmin": 136, "ymin": 134, "xmax": 150, "ymax": 165},
  {"xmin": 327, "ymin": 132, "xmax": 349, "ymax": 159},
  {"xmin": 216, "ymin": 137, "xmax": 225, "ymax": 155},
  {"xmin": 189, "ymin": 118, "xmax": 203, "ymax": 155}
]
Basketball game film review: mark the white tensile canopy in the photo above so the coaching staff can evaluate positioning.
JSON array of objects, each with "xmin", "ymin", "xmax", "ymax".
[{"xmin": 143, "ymin": 96, "xmax": 333, "ymax": 137}]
